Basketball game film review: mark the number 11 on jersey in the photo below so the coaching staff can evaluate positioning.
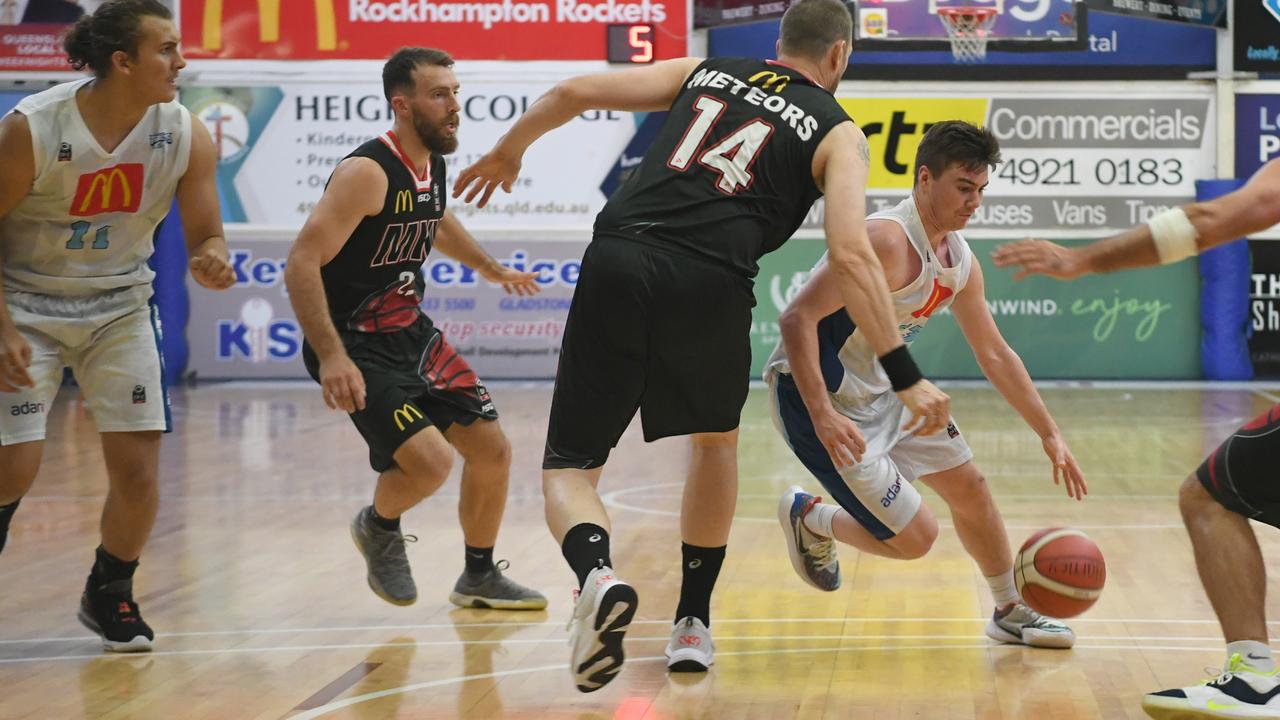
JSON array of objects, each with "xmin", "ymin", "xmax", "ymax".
[
  {"xmin": 66, "ymin": 220, "xmax": 111, "ymax": 250},
  {"xmin": 667, "ymin": 95, "xmax": 774, "ymax": 195}
]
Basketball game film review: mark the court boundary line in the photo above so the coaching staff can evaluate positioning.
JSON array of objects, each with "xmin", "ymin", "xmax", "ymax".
[{"xmin": 286, "ymin": 643, "xmax": 1230, "ymax": 719}]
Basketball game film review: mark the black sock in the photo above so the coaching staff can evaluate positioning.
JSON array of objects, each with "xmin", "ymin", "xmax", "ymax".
[
  {"xmin": 465, "ymin": 545, "xmax": 495, "ymax": 574},
  {"xmin": 561, "ymin": 523, "xmax": 611, "ymax": 589},
  {"xmin": 369, "ymin": 506, "xmax": 400, "ymax": 532},
  {"xmin": 0, "ymin": 498, "xmax": 19, "ymax": 555},
  {"xmin": 675, "ymin": 543, "xmax": 726, "ymax": 627},
  {"xmin": 87, "ymin": 545, "xmax": 138, "ymax": 590}
]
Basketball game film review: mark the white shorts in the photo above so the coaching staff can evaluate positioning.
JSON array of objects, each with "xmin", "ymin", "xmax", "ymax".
[
  {"xmin": 770, "ymin": 374, "xmax": 973, "ymax": 540},
  {"xmin": 0, "ymin": 290, "xmax": 169, "ymax": 445}
]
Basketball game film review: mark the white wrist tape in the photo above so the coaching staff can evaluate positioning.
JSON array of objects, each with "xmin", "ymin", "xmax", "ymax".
[{"xmin": 1147, "ymin": 207, "xmax": 1199, "ymax": 264}]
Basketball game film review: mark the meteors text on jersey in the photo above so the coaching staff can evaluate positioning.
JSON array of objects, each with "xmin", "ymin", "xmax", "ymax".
[{"xmin": 684, "ymin": 68, "xmax": 820, "ymax": 141}]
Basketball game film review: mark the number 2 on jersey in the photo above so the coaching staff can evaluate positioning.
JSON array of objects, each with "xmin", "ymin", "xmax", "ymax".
[
  {"xmin": 397, "ymin": 270, "xmax": 416, "ymax": 296},
  {"xmin": 66, "ymin": 220, "xmax": 110, "ymax": 250},
  {"xmin": 667, "ymin": 96, "xmax": 774, "ymax": 195}
]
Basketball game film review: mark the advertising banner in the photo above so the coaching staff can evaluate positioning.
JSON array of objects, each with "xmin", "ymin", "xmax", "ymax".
[
  {"xmin": 1248, "ymin": 240, "xmax": 1280, "ymax": 377},
  {"xmin": 186, "ymin": 230, "xmax": 588, "ymax": 380},
  {"xmin": 1235, "ymin": 92, "xmax": 1280, "ymax": 241},
  {"xmin": 751, "ymin": 236, "xmax": 1200, "ymax": 379},
  {"xmin": 0, "ymin": 24, "xmax": 72, "ymax": 71},
  {"xmin": 695, "ymin": 0, "xmax": 793, "ymax": 28},
  {"xmin": 0, "ymin": 1, "xmax": 172, "ymax": 71},
  {"xmin": 1234, "ymin": 0, "xmax": 1280, "ymax": 74},
  {"xmin": 178, "ymin": 0, "xmax": 686, "ymax": 61},
  {"xmin": 181, "ymin": 83, "xmax": 638, "ymax": 229},
  {"xmin": 797, "ymin": 89, "xmax": 1216, "ymax": 237},
  {"xmin": 1235, "ymin": 93, "xmax": 1280, "ymax": 181}
]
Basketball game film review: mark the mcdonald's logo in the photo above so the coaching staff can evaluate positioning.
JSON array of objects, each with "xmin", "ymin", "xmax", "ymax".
[
  {"xmin": 748, "ymin": 71, "xmax": 790, "ymax": 93},
  {"xmin": 392, "ymin": 403, "xmax": 424, "ymax": 431},
  {"xmin": 69, "ymin": 164, "xmax": 144, "ymax": 217},
  {"xmin": 393, "ymin": 189, "xmax": 414, "ymax": 215},
  {"xmin": 911, "ymin": 278, "xmax": 954, "ymax": 319},
  {"xmin": 199, "ymin": 0, "xmax": 338, "ymax": 52}
]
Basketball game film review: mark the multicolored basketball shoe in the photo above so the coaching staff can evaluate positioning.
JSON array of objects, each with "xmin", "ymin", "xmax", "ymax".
[
  {"xmin": 777, "ymin": 485, "xmax": 840, "ymax": 591},
  {"xmin": 1143, "ymin": 653, "xmax": 1280, "ymax": 719}
]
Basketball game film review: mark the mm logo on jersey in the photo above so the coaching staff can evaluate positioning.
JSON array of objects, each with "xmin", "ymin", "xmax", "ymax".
[
  {"xmin": 393, "ymin": 403, "xmax": 424, "ymax": 431},
  {"xmin": 748, "ymin": 70, "xmax": 790, "ymax": 93},
  {"xmin": 394, "ymin": 189, "xmax": 414, "ymax": 214},
  {"xmin": 835, "ymin": 98, "xmax": 989, "ymax": 189},
  {"xmin": 70, "ymin": 164, "xmax": 144, "ymax": 217}
]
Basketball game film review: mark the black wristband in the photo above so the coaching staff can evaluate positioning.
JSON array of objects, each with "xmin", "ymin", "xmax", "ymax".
[{"xmin": 879, "ymin": 345, "xmax": 924, "ymax": 391}]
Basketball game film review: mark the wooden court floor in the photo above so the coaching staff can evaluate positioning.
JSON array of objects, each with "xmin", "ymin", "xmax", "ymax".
[{"xmin": 4, "ymin": 381, "xmax": 1280, "ymax": 719}]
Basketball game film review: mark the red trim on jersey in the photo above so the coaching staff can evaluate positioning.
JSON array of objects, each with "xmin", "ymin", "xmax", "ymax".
[
  {"xmin": 1205, "ymin": 448, "xmax": 1224, "ymax": 494},
  {"xmin": 378, "ymin": 131, "xmax": 433, "ymax": 191},
  {"xmin": 1241, "ymin": 403, "xmax": 1280, "ymax": 432},
  {"xmin": 765, "ymin": 59, "xmax": 821, "ymax": 88}
]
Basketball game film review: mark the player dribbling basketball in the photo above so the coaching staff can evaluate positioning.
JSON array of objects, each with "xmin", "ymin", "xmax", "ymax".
[{"xmin": 768, "ymin": 121, "xmax": 1087, "ymax": 648}]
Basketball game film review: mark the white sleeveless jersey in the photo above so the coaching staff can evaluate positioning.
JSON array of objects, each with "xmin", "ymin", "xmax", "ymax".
[
  {"xmin": 765, "ymin": 196, "xmax": 974, "ymax": 406},
  {"xmin": 0, "ymin": 78, "xmax": 192, "ymax": 299}
]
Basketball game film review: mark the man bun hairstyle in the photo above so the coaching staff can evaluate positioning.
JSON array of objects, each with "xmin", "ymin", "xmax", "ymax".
[{"xmin": 63, "ymin": 0, "xmax": 172, "ymax": 77}]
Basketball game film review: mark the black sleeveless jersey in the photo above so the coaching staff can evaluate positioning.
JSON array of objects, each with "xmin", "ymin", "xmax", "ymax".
[
  {"xmin": 320, "ymin": 131, "xmax": 445, "ymax": 333},
  {"xmin": 594, "ymin": 57, "xmax": 851, "ymax": 279}
]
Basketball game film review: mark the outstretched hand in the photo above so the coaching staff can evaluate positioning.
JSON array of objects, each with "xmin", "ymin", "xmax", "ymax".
[
  {"xmin": 991, "ymin": 240, "xmax": 1084, "ymax": 281},
  {"xmin": 452, "ymin": 150, "xmax": 521, "ymax": 208}
]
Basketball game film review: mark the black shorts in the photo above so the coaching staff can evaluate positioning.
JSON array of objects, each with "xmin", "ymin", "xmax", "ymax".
[
  {"xmin": 543, "ymin": 234, "xmax": 755, "ymax": 470},
  {"xmin": 303, "ymin": 315, "xmax": 498, "ymax": 472},
  {"xmin": 1196, "ymin": 402, "xmax": 1280, "ymax": 529}
]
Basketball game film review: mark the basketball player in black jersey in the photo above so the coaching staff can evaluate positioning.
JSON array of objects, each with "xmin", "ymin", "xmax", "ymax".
[
  {"xmin": 282, "ymin": 48, "xmax": 545, "ymax": 613},
  {"xmin": 455, "ymin": 0, "xmax": 951, "ymax": 692},
  {"xmin": 995, "ymin": 160, "xmax": 1280, "ymax": 718}
]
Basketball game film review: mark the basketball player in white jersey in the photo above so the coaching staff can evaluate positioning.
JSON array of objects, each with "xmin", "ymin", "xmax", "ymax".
[
  {"xmin": 0, "ymin": 0, "xmax": 233, "ymax": 652},
  {"xmin": 767, "ymin": 121, "xmax": 1088, "ymax": 648}
]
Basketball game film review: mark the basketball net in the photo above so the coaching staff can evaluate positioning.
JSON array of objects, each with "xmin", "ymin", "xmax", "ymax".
[{"xmin": 937, "ymin": 7, "xmax": 999, "ymax": 63}]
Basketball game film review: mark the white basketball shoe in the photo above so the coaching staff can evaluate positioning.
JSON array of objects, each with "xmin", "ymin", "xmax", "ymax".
[{"xmin": 567, "ymin": 565, "xmax": 638, "ymax": 693}]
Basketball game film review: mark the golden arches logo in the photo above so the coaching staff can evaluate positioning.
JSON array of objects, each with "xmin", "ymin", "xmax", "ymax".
[
  {"xmin": 748, "ymin": 71, "xmax": 790, "ymax": 93},
  {"xmin": 392, "ymin": 403, "xmax": 424, "ymax": 431},
  {"xmin": 201, "ymin": 0, "xmax": 338, "ymax": 52},
  {"xmin": 394, "ymin": 189, "xmax": 414, "ymax": 215},
  {"xmin": 70, "ymin": 164, "xmax": 143, "ymax": 217}
]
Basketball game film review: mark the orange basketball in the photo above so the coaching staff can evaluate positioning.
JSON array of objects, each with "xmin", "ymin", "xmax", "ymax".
[{"xmin": 1014, "ymin": 528, "xmax": 1106, "ymax": 618}]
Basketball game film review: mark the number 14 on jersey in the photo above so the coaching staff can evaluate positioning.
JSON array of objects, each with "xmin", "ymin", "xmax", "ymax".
[{"xmin": 667, "ymin": 96, "xmax": 774, "ymax": 195}]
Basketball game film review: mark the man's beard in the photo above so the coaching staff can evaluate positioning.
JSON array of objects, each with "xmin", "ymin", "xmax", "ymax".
[{"xmin": 413, "ymin": 111, "xmax": 459, "ymax": 154}]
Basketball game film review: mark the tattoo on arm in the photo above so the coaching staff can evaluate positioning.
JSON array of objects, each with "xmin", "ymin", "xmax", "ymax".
[{"xmin": 857, "ymin": 136, "xmax": 870, "ymax": 166}]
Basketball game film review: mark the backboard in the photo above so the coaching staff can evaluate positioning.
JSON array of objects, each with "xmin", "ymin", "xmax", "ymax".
[{"xmin": 855, "ymin": 0, "xmax": 1086, "ymax": 51}]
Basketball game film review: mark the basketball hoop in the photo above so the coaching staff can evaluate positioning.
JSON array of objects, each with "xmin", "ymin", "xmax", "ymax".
[{"xmin": 936, "ymin": 7, "xmax": 999, "ymax": 63}]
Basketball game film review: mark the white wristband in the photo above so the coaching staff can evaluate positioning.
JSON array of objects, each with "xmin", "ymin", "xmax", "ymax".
[{"xmin": 1147, "ymin": 207, "xmax": 1199, "ymax": 265}]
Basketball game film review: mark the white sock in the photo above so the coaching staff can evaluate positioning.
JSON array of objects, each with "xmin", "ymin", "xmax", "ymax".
[
  {"xmin": 1227, "ymin": 640, "xmax": 1276, "ymax": 672},
  {"xmin": 802, "ymin": 502, "xmax": 839, "ymax": 538},
  {"xmin": 985, "ymin": 569, "xmax": 1020, "ymax": 609}
]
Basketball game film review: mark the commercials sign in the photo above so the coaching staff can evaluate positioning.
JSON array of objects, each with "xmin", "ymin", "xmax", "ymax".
[
  {"xmin": 799, "ymin": 89, "xmax": 1216, "ymax": 236},
  {"xmin": 186, "ymin": 230, "xmax": 589, "ymax": 380},
  {"xmin": 179, "ymin": 0, "xmax": 686, "ymax": 60},
  {"xmin": 181, "ymin": 83, "xmax": 636, "ymax": 229},
  {"xmin": 751, "ymin": 236, "xmax": 1200, "ymax": 379}
]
